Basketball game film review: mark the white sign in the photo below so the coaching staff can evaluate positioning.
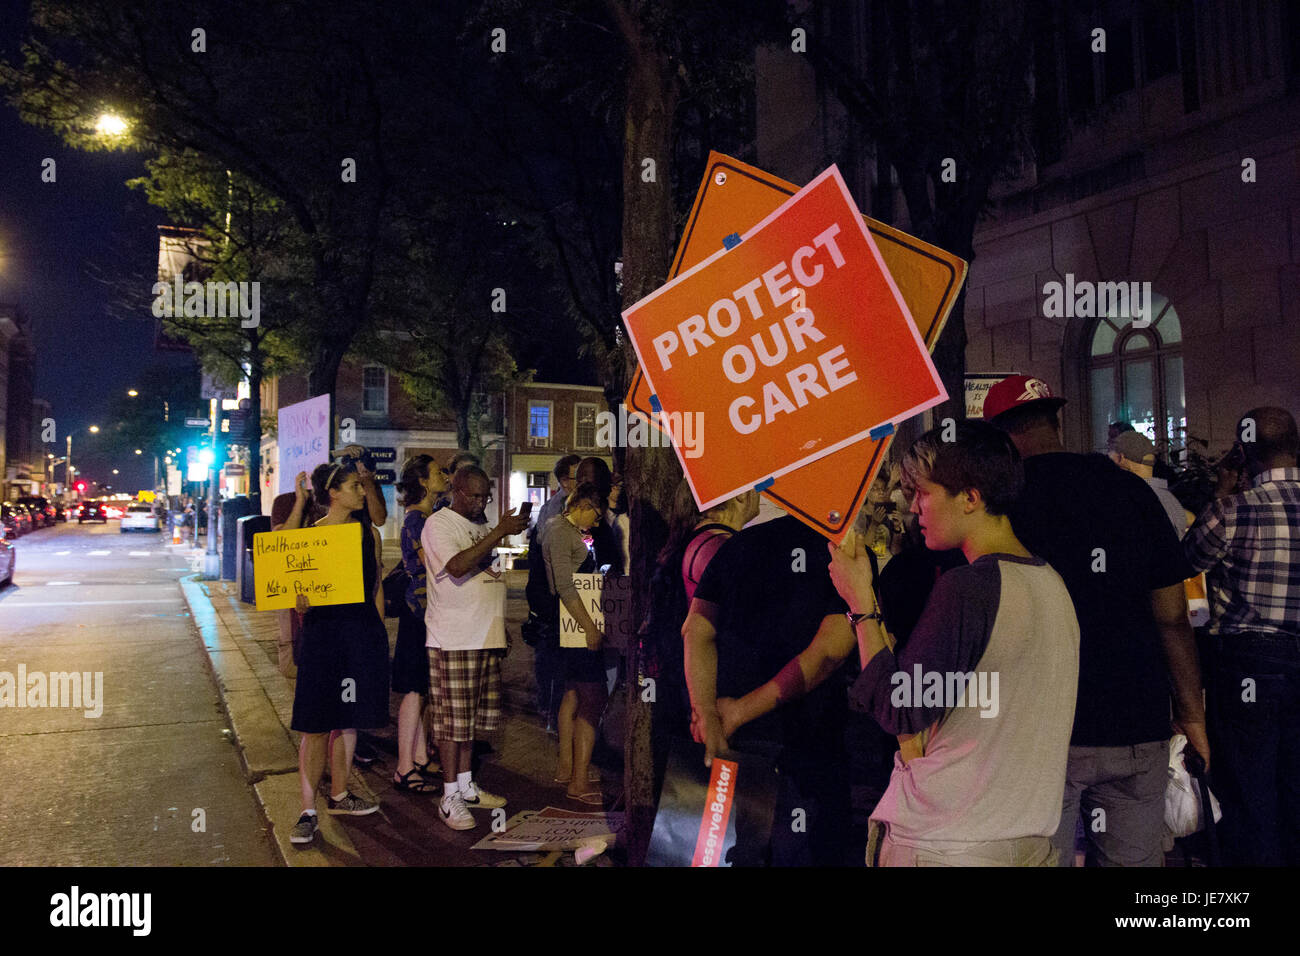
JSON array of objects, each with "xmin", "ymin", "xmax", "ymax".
[
  {"xmin": 277, "ymin": 394, "xmax": 331, "ymax": 495},
  {"xmin": 472, "ymin": 807, "xmax": 622, "ymax": 852},
  {"xmin": 964, "ymin": 372, "xmax": 1017, "ymax": 420},
  {"xmin": 559, "ymin": 573, "xmax": 632, "ymax": 650}
]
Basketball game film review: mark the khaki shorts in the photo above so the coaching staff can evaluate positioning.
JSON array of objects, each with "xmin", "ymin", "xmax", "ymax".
[{"xmin": 866, "ymin": 820, "xmax": 1058, "ymax": 867}]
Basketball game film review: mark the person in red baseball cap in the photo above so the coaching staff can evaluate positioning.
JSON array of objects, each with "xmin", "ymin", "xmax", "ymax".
[
  {"xmin": 981, "ymin": 375, "xmax": 1068, "ymax": 424},
  {"xmin": 986, "ymin": 372, "xmax": 1209, "ymax": 868}
]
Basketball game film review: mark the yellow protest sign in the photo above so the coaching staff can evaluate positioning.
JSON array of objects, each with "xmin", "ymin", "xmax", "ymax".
[
  {"xmin": 559, "ymin": 574, "xmax": 633, "ymax": 649},
  {"xmin": 252, "ymin": 522, "xmax": 365, "ymax": 611}
]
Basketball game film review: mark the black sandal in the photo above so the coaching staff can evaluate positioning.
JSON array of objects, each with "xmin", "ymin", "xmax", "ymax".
[
  {"xmin": 413, "ymin": 759, "xmax": 441, "ymax": 782},
  {"xmin": 393, "ymin": 768, "xmax": 438, "ymax": 793}
]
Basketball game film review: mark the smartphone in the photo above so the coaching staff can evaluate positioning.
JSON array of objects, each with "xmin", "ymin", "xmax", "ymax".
[{"xmin": 519, "ymin": 501, "xmax": 533, "ymax": 519}]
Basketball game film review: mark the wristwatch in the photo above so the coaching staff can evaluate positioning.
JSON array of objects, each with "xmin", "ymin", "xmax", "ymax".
[{"xmin": 847, "ymin": 609, "xmax": 883, "ymax": 627}]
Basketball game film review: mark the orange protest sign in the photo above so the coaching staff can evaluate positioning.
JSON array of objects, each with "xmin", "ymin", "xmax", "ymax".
[
  {"xmin": 623, "ymin": 165, "xmax": 947, "ymax": 510},
  {"xmin": 625, "ymin": 153, "xmax": 967, "ymax": 541}
]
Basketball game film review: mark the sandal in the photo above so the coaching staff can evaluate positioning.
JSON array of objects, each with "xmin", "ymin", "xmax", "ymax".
[
  {"xmin": 566, "ymin": 790, "xmax": 604, "ymax": 806},
  {"xmin": 553, "ymin": 768, "xmax": 602, "ymax": 784},
  {"xmin": 393, "ymin": 768, "xmax": 438, "ymax": 793},
  {"xmin": 413, "ymin": 759, "xmax": 441, "ymax": 782}
]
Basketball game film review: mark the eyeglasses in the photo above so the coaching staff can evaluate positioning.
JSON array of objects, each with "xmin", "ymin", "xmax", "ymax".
[{"xmin": 457, "ymin": 490, "xmax": 492, "ymax": 502}]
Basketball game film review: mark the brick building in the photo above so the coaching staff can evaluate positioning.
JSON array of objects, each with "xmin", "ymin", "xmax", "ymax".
[{"xmin": 757, "ymin": 0, "xmax": 1300, "ymax": 460}]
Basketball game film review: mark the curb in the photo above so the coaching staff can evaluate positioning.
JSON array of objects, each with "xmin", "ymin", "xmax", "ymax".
[{"xmin": 179, "ymin": 572, "xmax": 297, "ymax": 866}]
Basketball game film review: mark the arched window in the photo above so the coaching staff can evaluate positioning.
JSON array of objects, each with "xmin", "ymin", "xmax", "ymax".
[{"xmin": 1084, "ymin": 292, "xmax": 1185, "ymax": 456}]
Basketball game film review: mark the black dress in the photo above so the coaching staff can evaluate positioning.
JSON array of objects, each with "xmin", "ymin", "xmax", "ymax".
[{"xmin": 290, "ymin": 521, "xmax": 390, "ymax": 733}]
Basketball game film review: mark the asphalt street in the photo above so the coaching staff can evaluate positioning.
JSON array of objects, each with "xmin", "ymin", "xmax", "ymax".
[{"xmin": 0, "ymin": 520, "xmax": 278, "ymax": 865}]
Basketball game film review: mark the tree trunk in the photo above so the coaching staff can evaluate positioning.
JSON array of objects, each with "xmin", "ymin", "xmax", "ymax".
[
  {"xmin": 613, "ymin": 0, "xmax": 680, "ymax": 867},
  {"xmin": 308, "ymin": 341, "xmax": 347, "ymax": 450},
  {"xmin": 246, "ymin": 329, "xmax": 264, "ymax": 512}
]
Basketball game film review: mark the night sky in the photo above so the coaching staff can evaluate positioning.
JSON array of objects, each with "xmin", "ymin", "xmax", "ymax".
[{"xmin": 0, "ymin": 0, "xmax": 176, "ymax": 492}]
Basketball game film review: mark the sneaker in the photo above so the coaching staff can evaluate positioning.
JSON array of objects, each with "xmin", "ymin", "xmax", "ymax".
[
  {"xmin": 438, "ymin": 792, "xmax": 476, "ymax": 830},
  {"xmin": 289, "ymin": 813, "xmax": 319, "ymax": 844},
  {"xmin": 461, "ymin": 782, "xmax": 506, "ymax": 809},
  {"xmin": 326, "ymin": 791, "xmax": 379, "ymax": 816}
]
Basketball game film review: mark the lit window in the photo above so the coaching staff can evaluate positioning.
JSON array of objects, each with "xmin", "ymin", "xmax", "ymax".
[
  {"xmin": 528, "ymin": 403, "xmax": 551, "ymax": 447},
  {"xmin": 1085, "ymin": 294, "xmax": 1185, "ymax": 458}
]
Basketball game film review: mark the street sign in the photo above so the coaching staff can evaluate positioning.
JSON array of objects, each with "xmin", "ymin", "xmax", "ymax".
[
  {"xmin": 372, "ymin": 468, "xmax": 397, "ymax": 485},
  {"xmin": 200, "ymin": 370, "xmax": 238, "ymax": 401},
  {"xmin": 623, "ymin": 165, "xmax": 946, "ymax": 510},
  {"xmin": 277, "ymin": 394, "xmax": 331, "ymax": 495},
  {"xmin": 185, "ymin": 418, "xmax": 210, "ymax": 428},
  {"xmin": 368, "ymin": 446, "xmax": 397, "ymax": 464},
  {"xmin": 223, "ymin": 463, "xmax": 246, "ymax": 476},
  {"xmin": 625, "ymin": 152, "xmax": 967, "ymax": 541}
]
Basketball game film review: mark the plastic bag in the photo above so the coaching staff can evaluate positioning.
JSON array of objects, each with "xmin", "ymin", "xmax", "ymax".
[{"xmin": 1164, "ymin": 734, "xmax": 1222, "ymax": 839}]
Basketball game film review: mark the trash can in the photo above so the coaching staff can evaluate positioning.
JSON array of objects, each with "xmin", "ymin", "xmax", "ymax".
[
  {"xmin": 237, "ymin": 514, "xmax": 271, "ymax": 604},
  {"xmin": 221, "ymin": 496, "xmax": 254, "ymax": 580}
]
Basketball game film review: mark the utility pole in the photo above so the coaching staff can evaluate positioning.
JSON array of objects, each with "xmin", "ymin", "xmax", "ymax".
[{"xmin": 202, "ymin": 399, "xmax": 223, "ymax": 578}]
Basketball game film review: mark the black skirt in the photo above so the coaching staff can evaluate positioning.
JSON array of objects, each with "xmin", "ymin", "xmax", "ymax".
[
  {"xmin": 291, "ymin": 602, "xmax": 390, "ymax": 733},
  {"xmin": 391, "ymin": 604, "xmax": 430, "ymax": 694}
]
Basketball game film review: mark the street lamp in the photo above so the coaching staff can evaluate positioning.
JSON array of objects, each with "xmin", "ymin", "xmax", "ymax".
[
  {"xmin": 95, "ymin": 112, "xmax": 129, "ymax": 137},
  {"xmin": 89, "ymin": 425, "xmax": 100, "ymax": 433},
  {"xmin": 134, "ymin": 449, "xmax": 142, "ymax": 455},
  {"xmin": 127, "ymin": 389, "xmax": 138, "ymax": 397}
]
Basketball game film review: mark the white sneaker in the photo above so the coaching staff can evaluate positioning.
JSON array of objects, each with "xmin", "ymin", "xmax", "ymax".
[
  {"xmin": 439, "ymin": 791, "xmax": 476, "ymax": 830},
  {"xmin": 461, "ymin": 781, "xmax": 506, "ymax": 809}
]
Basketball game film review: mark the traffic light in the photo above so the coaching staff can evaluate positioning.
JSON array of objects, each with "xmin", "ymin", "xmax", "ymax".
[{"xmin": 76, "ymin": 481, "xmax": 86, "ymax": 493}]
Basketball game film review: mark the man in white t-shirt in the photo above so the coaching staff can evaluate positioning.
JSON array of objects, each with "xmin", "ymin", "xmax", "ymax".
[{"xmin": 422, "ymin": 465, "xmax": 529, "ymax": 830}]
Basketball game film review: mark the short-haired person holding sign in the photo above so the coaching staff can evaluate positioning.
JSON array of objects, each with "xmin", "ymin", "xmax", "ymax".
[
  {"xmin": 286, "ymin": 462, "xmax": 390, "ymax": 845},
  {"xmin": 542, "ymin": 482, "xmax": 608, "ymax": 804},
  {"xmin": 827, "ymin": 422, "xmax": 1080, "ymax": 865}
]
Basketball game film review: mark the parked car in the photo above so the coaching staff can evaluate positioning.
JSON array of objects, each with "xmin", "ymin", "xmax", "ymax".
[
  {"xmin": 78, "ymin": 500, "xmax": 108, "ymax": 524},
  {"xmin": 2, "ymin": 501, "xmax": 33, "ymax": 537},
  {"xmin": 17, "ymin": 496, "xmax": 55, "ymax": 528},
  {"xmin": 53, "ymin": 502, "xmax": 67, "ymax": 522},
  {"xmin": 0, "ymin": 535, "xmax": 13, "ymax": 587},
  {"xmin": 120, "ymin": 503, "xmax": 161, "ymax": 533}
]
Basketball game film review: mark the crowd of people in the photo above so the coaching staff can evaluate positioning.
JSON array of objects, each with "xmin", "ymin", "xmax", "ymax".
[
  {"xmin": 261, "ymin": 376, "xmax": 1298, "ymax": 867},
  {"xmin": 656, "ymin": 374, "xmax": 1297, "ymax": 867}
]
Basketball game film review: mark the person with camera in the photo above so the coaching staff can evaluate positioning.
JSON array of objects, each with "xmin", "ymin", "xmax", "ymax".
[{"xmin": 421, "ymin": 465, "xmax": 529, "ymax": 829}]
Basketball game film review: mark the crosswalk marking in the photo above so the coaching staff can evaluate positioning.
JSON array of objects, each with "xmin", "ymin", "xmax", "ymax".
[
  {"xmin": 88, "ymin": 550, "xmax": 111, "ymax": 556},
  {"xmin": 0, "ymin": 598, "xmax": 183, "ymax": 609}
]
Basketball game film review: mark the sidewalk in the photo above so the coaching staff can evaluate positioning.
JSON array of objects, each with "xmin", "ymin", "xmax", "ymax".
[{"xmin": 177, "ymin": 560, "xmax": 622, "ymax": 867}]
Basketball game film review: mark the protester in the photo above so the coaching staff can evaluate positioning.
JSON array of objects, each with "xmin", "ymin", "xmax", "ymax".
[
  {"xmin": 986, "ymin": 374, "xmax": 1207, "ymax": 867},
  {"xmin": 683, "ymin": 512, "xmax": 856, "ymax": 865},
  {"xmin": 1183, "ymin": 406, "xmax": 1300, "ymax": 865},
  {"xmin": 643, "ymin": 484, "xmax": 760, "ymax": 785},
  {"xmin": 576, "ymin": 456, "xmax": 620, "ymax": 574},
  {"xmin": 421, "ymin": 465, "xmax": 529, "ymax": 829},
  {"xmin": 525, "ymin": 454, "xmax": 582, "ymax": 728},
  {"xmin": 1108, "ymin": 430, "xmax": 1193, "ymax": 534},
  {"xmin": 286, "ymin": 462, "xmax": 390, "ymax": 844},
  {"xmin": 606, "ymin": 473, "xmax": 631, "ymax": 576},
  {"xmin": 390, "ymin": 454, "xmax": 449, "ymax": 794},
  {"xmin": 819, "ymin": 421, "xmax": 1080, "ymax": 866},
  {"xmin": 542, "ymin": 482, "xmax": 608, "ymax": 803}
]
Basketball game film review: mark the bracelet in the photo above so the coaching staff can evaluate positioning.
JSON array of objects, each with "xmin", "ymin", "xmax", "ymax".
[{"xmin": 847, "ymin": 610, "xmax": 883, "ymax": 627}]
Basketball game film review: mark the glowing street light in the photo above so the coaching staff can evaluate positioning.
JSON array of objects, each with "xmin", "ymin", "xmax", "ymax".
[
  {"xmin": 89, "ymin": 425, "xmax": 100, "ymax": 433},
  {"xmin": 112, "ymin": 469, "xmax": 119, "ymax": 475},
  {"xmin": 134, "ymin": 449, "xmax": 143, "ymax": 455},
  {"xmin": 127, "ymin": 389, "xmax": 138, "ymax": 397},
  {"xmin": 95, "ymin": 112, "xmax": 129, "ymax": 137}
]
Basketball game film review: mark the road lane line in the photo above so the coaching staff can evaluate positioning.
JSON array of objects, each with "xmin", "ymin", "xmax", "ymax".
[{"xmin": 88, "ymin": 550, "xmax": 111, "ymax": 556}]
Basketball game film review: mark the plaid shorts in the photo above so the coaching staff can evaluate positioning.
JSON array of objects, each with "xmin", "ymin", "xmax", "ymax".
[{"xmin": 428, "ymin": 648, "xmax": 503, "ymax": 742}]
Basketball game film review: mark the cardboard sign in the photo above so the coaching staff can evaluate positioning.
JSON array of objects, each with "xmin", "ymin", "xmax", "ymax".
[
  {"xmin": 276, "ymin": 394, "xmax": 331, "ymax": 494},
  {"xmin": 623, "ymin": 166, "xmax": 946, "ymax": 509},
  {"xmin": 252, "ymin": 522, "xmax": 364, "ymax": 610},
  {"xmin": 471, "ymin": 807, "xmax": 623, "ymax": 852},
  {"xmin": 625, "ymin": 153, "xmax": 967, "ymax": 539},
  {"xmin": 559, "ymin": 573, "xmax": 632, "ymax": 649}
]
